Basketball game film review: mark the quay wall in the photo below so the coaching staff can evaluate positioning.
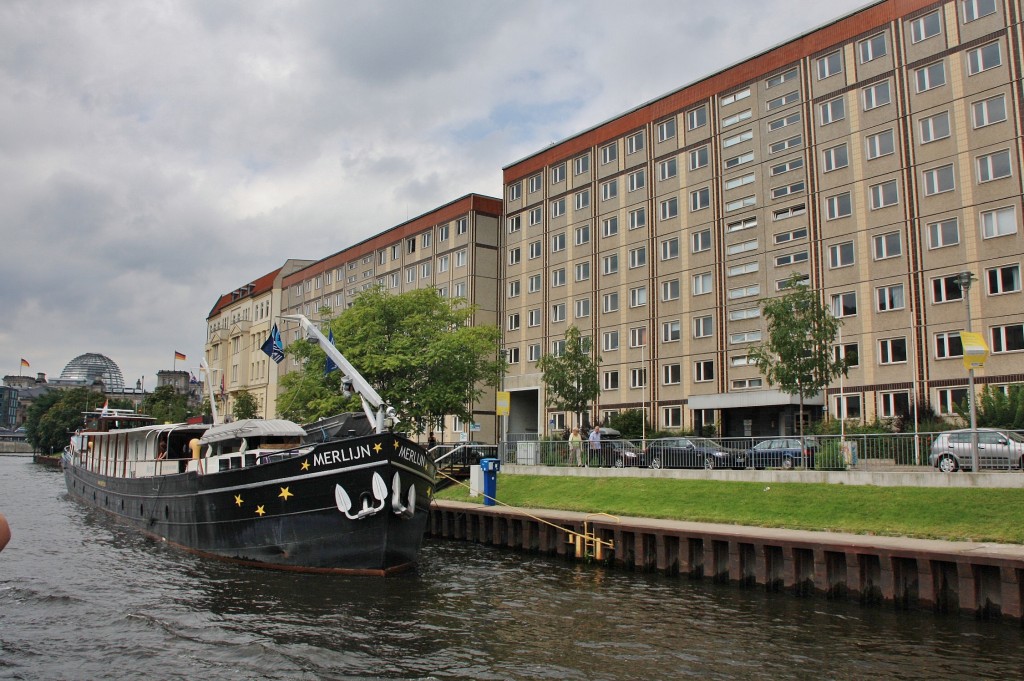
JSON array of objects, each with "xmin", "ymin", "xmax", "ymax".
[{"xmin": 428, "ymin": 500, "xmax": 1024, "ymax": 624}]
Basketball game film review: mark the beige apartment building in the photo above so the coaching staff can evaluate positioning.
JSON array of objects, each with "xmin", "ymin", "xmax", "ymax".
[
  {"xmin": 279, "ymin": 194, "xmax": 503, "ymax": 442},
  {"xmin": 501, "ymin": 0, "xmax": 1024, "ymax": 438},
  {"xmin": 205, "ymin": 259, "xmax": 314, "ymax": 420}
]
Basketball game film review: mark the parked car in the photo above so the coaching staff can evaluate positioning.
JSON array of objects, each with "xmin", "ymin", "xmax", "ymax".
[
  {"xmin": 929, "ymin": 428, "xmax": 1024, "ymax": 472},
  {"xmin": 644, "ymin": 437, "xmax": 747, "ymax": 470},
  {"xmin": 748, "ymin": 437, "xmax": 817, "ymax": 470},
  {"xmin": 596, "ymin": 438, "xmax": 646, "ymax": 468}
]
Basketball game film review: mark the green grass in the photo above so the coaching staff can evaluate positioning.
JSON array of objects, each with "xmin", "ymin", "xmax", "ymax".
[{"xmin": 436, "ymin": 475, "xmax": 1024, "ymax": 544}]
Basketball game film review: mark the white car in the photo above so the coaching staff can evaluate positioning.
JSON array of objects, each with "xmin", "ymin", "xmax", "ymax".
[{"xmin": 929, "ymin": 428, "xmax": 1024, "ymax": 472}]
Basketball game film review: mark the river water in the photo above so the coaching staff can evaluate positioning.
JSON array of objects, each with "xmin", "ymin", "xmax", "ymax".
[{"xmin": 1, "ymin": 456, "xmax": 1022, "ymax": 680}]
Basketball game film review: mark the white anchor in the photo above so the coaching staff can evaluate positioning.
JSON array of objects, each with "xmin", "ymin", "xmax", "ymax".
[
  {"xmin": 334, "ymin": 472, "xmax": 388, "ymax": 520},
  {"xmin": 390, "ymin": 472, "xmax": 417, "ymax": 519}
]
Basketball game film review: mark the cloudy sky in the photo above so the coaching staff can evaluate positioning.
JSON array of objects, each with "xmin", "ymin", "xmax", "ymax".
[{"xmin": 1, "ymin": 0, "xmax": 868, "ymax": 389}]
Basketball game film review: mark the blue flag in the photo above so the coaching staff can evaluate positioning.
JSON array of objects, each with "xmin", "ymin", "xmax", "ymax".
[
  {"xmin": 261, "ymin": 324, "xmax": 285, "ymax": 364},
  {"xmin": 324, "ymin": 329, "xmax": 338, "ymax": 376}
]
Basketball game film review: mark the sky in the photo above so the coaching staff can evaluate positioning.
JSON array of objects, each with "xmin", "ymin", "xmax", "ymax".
[{"xmin": 1, "ymin": 0, "xmax": 869, "ymax": 389}]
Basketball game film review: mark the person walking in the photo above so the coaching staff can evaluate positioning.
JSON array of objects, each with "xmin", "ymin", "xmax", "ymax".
[
  {"xmin": 587, "ymin": 425, "xmax": 601, "ymax": 467},
  {"xmin": 568, "ymin": 427, "xmax": 583, "ymax": 466}
]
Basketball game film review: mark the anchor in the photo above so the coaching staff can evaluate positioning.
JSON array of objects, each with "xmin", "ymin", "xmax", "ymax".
[
  {"xmin": 390, "ymin": 472, "xmax": 417, "ymax": 519},
  {"xmin": 334, "ymin": 472, "xmax": 388, "ymax": 520}
]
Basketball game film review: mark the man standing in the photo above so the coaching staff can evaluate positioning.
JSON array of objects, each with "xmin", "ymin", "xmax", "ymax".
[{"xmin": 587, "ymin": 425, "xmax": 601, "ymax": 467}]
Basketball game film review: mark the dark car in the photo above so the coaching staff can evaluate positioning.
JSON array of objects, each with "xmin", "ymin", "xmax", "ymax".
[
  {"xmin": 644, "ymin": 437, "xmax": 747, "ymax": 470},
  {"xmin": 749, "ymin": 437, "xmax": 817, "ymax": 470},
  {"xmin": 597, "ymin": 438, "xmax": 646, "ymax": 468}
]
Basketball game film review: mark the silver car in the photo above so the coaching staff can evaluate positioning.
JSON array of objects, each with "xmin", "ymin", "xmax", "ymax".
[{"xmin": 928, "ymin": 428, "xmax": 1024, "ymax": 472}]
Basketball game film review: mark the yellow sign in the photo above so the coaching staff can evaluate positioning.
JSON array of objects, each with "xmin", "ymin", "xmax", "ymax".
[
  {"xmin": 960, "ymin": 331, "xmax": 989, "ymax": 370},
  {"xmin": 496, "ymin": 391, "xmax": 510, "ymax": 416}
]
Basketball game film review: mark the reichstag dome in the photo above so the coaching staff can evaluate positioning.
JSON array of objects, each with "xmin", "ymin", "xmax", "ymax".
[{"xmin": 58, "ymin": 353, "xmax": 125, "ymax": 392}]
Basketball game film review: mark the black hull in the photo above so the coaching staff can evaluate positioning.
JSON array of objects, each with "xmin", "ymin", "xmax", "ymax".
[{"xmin": 64, "ymin": 433, "xmax": 435, "ymax": 575}]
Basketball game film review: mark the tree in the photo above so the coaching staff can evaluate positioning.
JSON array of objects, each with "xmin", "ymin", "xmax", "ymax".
[
  {"xmin": 278, "ymin": 286, "xmax": 506, "ymax": 432},
  {"xmin": 25, "ymin": 388, "xmax": 113, "ymax": 454},
  {"xmin": 537, "ymin": 326, "xmax": 601, "ymax": 429},
  {"xmin": 141, "ymin": 385, "xmax": 191, "ymax": 424},
  {"xmin": 956, "ymin": 384, "xmax": 1024, "ymax": 429},
  {"xmin": 747, "ymin": 274, "xmax": 849, "ymax": 440},
  {"xmin": 232, "ymin": 390, "xmax": 260, "ymax": 420}
]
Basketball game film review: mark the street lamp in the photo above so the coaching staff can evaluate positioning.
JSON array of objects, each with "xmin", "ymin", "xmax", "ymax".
[{"xmin": 957, "ymin": 271, "xmax": 979, "ymax": 473}]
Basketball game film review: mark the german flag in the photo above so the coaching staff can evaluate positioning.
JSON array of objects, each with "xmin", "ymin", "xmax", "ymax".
[
  {"xmin": 174, "ymin": 351, "xmax": 187, "ymax": 361},
  {"xmin": 20, "ymin": 358, "xmax": 29, "ymax": 368}
]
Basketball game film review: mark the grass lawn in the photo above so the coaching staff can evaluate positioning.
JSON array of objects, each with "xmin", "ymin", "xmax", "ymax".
[{"xmin": 435, "ymin": 475, "xmax": 1024, "ymax": 544}]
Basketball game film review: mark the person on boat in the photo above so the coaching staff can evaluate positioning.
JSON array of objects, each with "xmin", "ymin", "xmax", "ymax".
[
  {"xmin": 157, "ymin": 440, "xmax": 168, "ymax": 460},
  {"xmin": 0, "ymin": 512, "xmax": 10, "ymax": 553}
]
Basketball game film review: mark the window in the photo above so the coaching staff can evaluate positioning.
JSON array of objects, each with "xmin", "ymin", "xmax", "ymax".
[
  {"xmin": 774, "ymin": 250, "xmax": 808, "ymax": 266},
  {"xmin": 723, "ymin": 130, "xmax": 754, "ymax": 148},
  {"xmin": 922, "ymin": 164, "xmax": 955, "ymax": 195},
  {"xmin": 601, "ymin": 143, "xmax": 617, "ymax": 165},
  {"xmin": 977, "ymin": 150, "xmax": 1012, "ymax": 182},
  {"xmin": 692, "ymin": 229, "xmax": 712, "ymax": 253},
  {"xmin": 727, "ymin": 238, "xmax": 758, "ymax": 256},
  {"xmin": 728, "ymin": 284, "xmax": 761, "ymax": 300},
  {"xmin": 982, "ymin": 206, "xmax": 1017, "ymax": 238},
  {"xmin": 528, "ymin": 274, "xmax": 541, "ymax": 293},
  {"xmin": 627, "ymin": 169, "xmax": 645, "ymax": 192},
  {"xmin": 834, "ymin": 342, "xmax": 860, "ymax": 367},
  {"xmin": 603, "ymin": 292, "xmax": 619, "ymax": 313},
  {"xmin": 879, "ymin": 337, "xmax": 908, "ymax": 364},
  {"xmin": 628, "ymin": 246, "xmax": 646, "ymax": 269},
  {"xmin": 575, "ymin": 189, "xmax": 590, "ymax": 210},
  {"xmin": 772, "ymin": 182, "xmax": 804, "ymax": 199},
  {"xmin": 873, "ymin": 231, "xmax": 902, "ymax": 260},
  {"xmin": 879, "ymin": 392, "xmax": 910, "ymax": 418},
  {"xmin": 575, "ymin": 262, "xmax": 590, "ymax": 282},
  {"xmin": 991, "ymin": 324, "xmax": 1024, "ymax": 353},
  {"xmin": 551, "ymin": 340, "xmax": 565, "ymax": 357},
  {"xmin": 732, "ymin": 378, "xmax": 764, "ymax": 390},
  {"xmin": 630, "ymin": 368, "xmax": 647, "ymax": 389},
  {"xmin": 822, "ymin": 144, "xmax": 849, "ymax": 172},
  {"xmin": 551, "ymin": 163, "xmax": 565, "ymax": 184},
  {"xmin": 928, "ymin": 218, "xmax": 959, "ymax": 249},
  {"xmin": 973, "ymin": 94, "xmax": 1007, "ymax": 128},
  {"xmin": 601, "ymin": 179, "xmax": 618, "ymax": 201},
  {"xmin": 692, "ymin": 272, "xmax": 713, "ymax": 295},
  {"xmin": 689, "ymin": 146, "xmax": 709, "ymax": 170},
  {"xmin": 694, "ymin": 360, "xmax": 714, "ymax": 382},
  {"xmin": 508, "ymin": 183, "xmax": 521, "ymax": 201},
  {"xmin": 661, "ymin": 237, "xmax": 679, "ymax": 260},
  {"xmin": 932, "ymin": 275, "xmax": 964, "ymax": 303},
  {"xmin": 528, "ymin": 207, "xmax": 542, "ymax": 227},
  {"xmin": 833, "ymin": 394, "xmax": 862, "ymax": 419},
  {"xmin": 963, "ymin": 0, "xmax": 997, "ymax": 22},
  {"xmin": 604, "ymin": 331, "xmax": 619, "ymax": 352},
  {"xmin": 722, "ymin": 109, "xmax": 752, "ymax": 128},
  {"xmin": 506, "ymin": 347, "xmax": 519, "ymax": 365},
  {"xmin": 725, "ymin": 173, "xmax": 755, "ymax": 190},
  {"xmin": 770, "ymin": 157, "xmax": 803, "ymax": 176},
  {"xmin": 876, "ymin": 283, "xmax": 905, "ymax": 311},
  {"xmin": 870, "ymin": 180, "xmax": 899, "ymax": 209},
  {"xmin": 602, "ymin": 216, "xmax": 618, "ymax": 238},
  {"xmin": 551, "ymin": 303, "xmax": 566, "ymax": 322},
  {"xmin": 819, "ymin": 97, "xmax": 845, "ymax": 125},
  {"xmin": 550, "ymin": 198, "xmax": 565, "ymax": 218},
  {"xmin": 574, "ymin": 154, "xmax": 590, "ymax": 175},
  {"xmin": 694, "ymin": 315, "xmax": 713, "ymax": 338},
  {"xmin": 829, "ymin": 241, "xmax": 855, "ymax": 268},
  {"xmin": 662, "ymin": 407, "xmax": 683, "ymax": 429},
  {"xmin": 602, "ymin": 254, "xmax": 618, "ymax": 275},
  {"xmin": 659, "ymin": 157, "xmax": 678, "ymax": 180},
  {"xmin": 768, "ymin": 135, "xmax": 801, "ymax": 154},
  {"xmin": 528, "ymin": 309, "xmax": 540, "ymax": 327},
  {"xmin": 863, "ymin": 80, "xmax": 891, "ymax": 110},
  {"xmin": 507, "ymin": 313, "xmax": 520, "ymax": 331},
  {"xmin": 915, "ymin": 61, "xmax": 946, "ymax": 92},
  {"xmin": 724, "ymin": 151, "xmax": 754, "ymax": 169},
  {"xmin": 528, "ymin": 174, "xmax": 542, "ymax": 193},
  {"xmin": 987, "ymin": 265, "xmax": 1021, "ymax": 295},
  {"xmin": 967, "ymin": 42, "xmax": 1001, "ymax": 75},
  {"xmin": 817, "ymin": 51, "xmax": 842, "ymax": 79},
  {"xmin": 866, "ymin": 129, "xmax": 895, "ymax": 159},
  {"xmin": 603, "ymin": 371, "xmax": 619, "ymax": 390},
  {"xmin": 911, "ymin": 11, "xmax": 942, "ymax": 43},
  {"xmin": 551, "ymin": 268, "xmax": 565, "ymax": 287},
  {"xmin": 528, "ymin": 344, "xmax": 541, "ymax": 362},
  {"xmin": 626, "ymin": 131, "xmax": 644, "ymax": 154},
  {"xmin": 575, "ymin": 223, "xmax": 590, "ymax": 245},
  {"xmin": 507, "ymin": 280, "xmax": 520, "ymax": 298},
  {"xmin": 507, "ymin": 248, "xmax": 520, "ymax": 266},
  {"xmin": 730, "ymin": 307, "xmax": 760, "ymax": 321},
  {"xmin": 662, "ymin": 320, "xmax": 681, "ymax": 342},
  {"xmin": 935, "ymin": 331, "xmax": 963, "ymax": 359},
  {"xmin": 528, "ymin": 240, "xmax": 542, "ymax": 259},
  {"xmin": 920, "ymin": 111, "xmax": 952, "ymax": 144},
  {"xmin": 768, "ymin": 112, "xmax": 800, "ymax": 131},
  {"xmin": 629, "ymin": 208, "xmax": 646, "ymax": 230},
  {"xmin": 721, "ymin": 88, "xmax": 751, "ymax": 106},
  {"xmin": 507, "ymin": 215, "xmax": 521, "ymax": 233},
  {"xmin": 663, "ymin": 364, "xmax": 682, "ymax": 386},
  {"xmin": 657, "ymin": 118, "xmax": 676, "ymax": 142},
  {"xmin": 725, "ymin": 195, "xmax": 756, "ymax": 212},
  {"xmin": 766, "ymin": 68, "xmax": 798, "ymax": 88},
  {"xmin": 831, "ymin": 291, "xmax": 857, "ymax": 317},
  {"xmin": 859, "ymin": 33, "xmax": 887, "ymax": 62},
  {"xmin": 405, "ymin": 267, "xmax": 415, "ymax": 284},
  {"xmin": 766, "ymin": 91, "xmax": 799, "ymax": 111},
  {"xmin": 773, "ymin": 205, "xmax": 806, "ymax": 222},
  {"xmin": 662, "ymin": 279, "xmax": 680, "ymax": 301},
  {"xmin": 937, "ymin": 388, "xmax": 969, "ymax": 415},
  {"xmin": 551, "ymin": 233, "xmax": 566, "ymax": 252},
  {"xmin": 630, "ymin": 327, "xmax": 647, "ymax": 348},
  {"xmin": 728, "ymin": 261, "xmax": 759, "ymax": 277},
  {"xmin": 687, "ymin": 106, "xmax": 707, "ymax": 130},
  {"xmin": 729, "ymin": 216, "xmax": 758, "ymax": 232},
  {"xmin": 729, "ymin": 330, "xmax": 762, "ymax": 344},
  {"xmin": 661, "ymin": 197, "xmax": 679, "ymax": 220},
  {"xmin": 825, "ymin": 192, "xmax": 852, "ymax": 220}
]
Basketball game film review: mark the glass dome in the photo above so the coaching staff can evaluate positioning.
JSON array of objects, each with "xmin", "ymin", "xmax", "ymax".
[{"xmin": 59, "ymin": 353, "xmax": 125, "ymax": 392}]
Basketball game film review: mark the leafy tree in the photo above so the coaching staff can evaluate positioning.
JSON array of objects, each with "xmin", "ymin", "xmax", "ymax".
[
  {"xmin": 747, "ymin": 274, "xmax": 849, "ymax": 440},
  {"xmin": 956, "ymin": 384, "xmax": 1024, "ymax": 429},
  {"xmin": 142, "ymin": 385, "xmax": 191, "ymax": 424},
  {"xmin": 25, "ymin": 388, "xmax": 109, "ymax": 454},
  {"xmin": 278, "ymin": 287, "xmax": 505, "ymax": 431},
  {"xmin": 232, "ymin": 389, "xmax": 261, "ymax": 420},
  {"xmin": 606, "ymin": 409, "xmax": 650, "ymax": 440},
  {"xmin": 537, "ymin": 326, "xmax": 601, "ymax": 429}
]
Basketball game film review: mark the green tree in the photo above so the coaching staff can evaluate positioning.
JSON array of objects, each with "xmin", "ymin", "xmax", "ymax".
[
  {"xmin": 607, "ymin": 409, "xmax": 650, "ymax": 440},
  {"xmin": 956, "ymin": 384, "xmax": 1024, "ymax": 429},
  {"xmin": 141, "ymin": 385, "xmax": 191, "ymax": 424},
  {"xmin": 748, "ymin": 274, "xmax": 849, "ymax": 440},
  {"xmin": 537, "ymin": 326, "xmax": 601, "ymax": 429},
  {"xmin": 278, "ymin": 287, "xmax": 505, "ymax": 431},
  {"xmin": 25, "ymin": 388, "xmax": 108, "ymax": 454},
  {"xmin": 232, "ymin": 389, "xmax": 261, "ymax": 420}
]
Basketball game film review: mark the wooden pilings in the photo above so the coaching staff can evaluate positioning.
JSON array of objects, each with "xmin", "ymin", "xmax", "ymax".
[{"xmin": 429, "ymin": 500, "xmax": 1024, "ymax": 623}]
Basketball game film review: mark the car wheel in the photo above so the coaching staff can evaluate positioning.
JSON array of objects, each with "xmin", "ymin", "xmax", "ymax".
[
  {"xmin": 703, "ymin": 455, "xmax": 714, "ymax": 470},
  {"xmin": 613, "ymin": 456, "xmax": 625, "ymax": 468},
  {"xmin": 781, "ymin": 456, "xmax": 794, "ymax": 470},
  {"xmin": 937, "ymin": 455, "xmax": 959, "ymax": 473},
  {"xmin": 648, "ymin": 457, "xmax": 662, "ymax": 470}
]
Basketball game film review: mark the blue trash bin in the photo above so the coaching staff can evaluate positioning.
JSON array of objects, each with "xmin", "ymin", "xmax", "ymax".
[{"xmin": 480, "ymin": 458, "xmax": 500, "ymax": 506}]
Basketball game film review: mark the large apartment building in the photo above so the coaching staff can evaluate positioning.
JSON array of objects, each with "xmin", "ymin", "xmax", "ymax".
[
  {"xmin": 280, "ymin": 194, "xmax": 503, "ymax": 441},
  {"xmin": 500, "ymin": 0, "xmax": 1024, "ymax": 438}
]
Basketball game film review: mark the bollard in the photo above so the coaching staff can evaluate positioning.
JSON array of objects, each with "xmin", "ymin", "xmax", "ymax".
[{"xmin": 480, "ymin": 458, "xmax": 500, "ymax": 506}]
